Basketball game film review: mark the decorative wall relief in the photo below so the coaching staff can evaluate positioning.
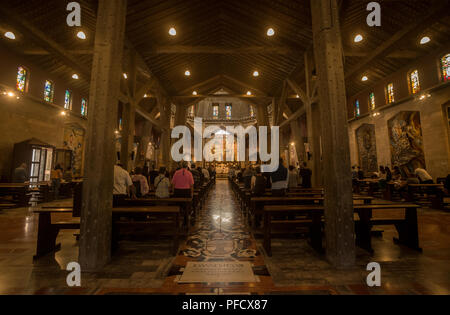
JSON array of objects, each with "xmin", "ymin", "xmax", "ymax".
[
  {"xmin": 388, "ymin": 111, "xmax": 425, "ymax": 175},
  {"xmin": 63, "ymin": 125, "xmax": 85, "ymax": 176},
  {"xmin": 356, "ymin": 124, "xmax": 378, "ymax": 173}
]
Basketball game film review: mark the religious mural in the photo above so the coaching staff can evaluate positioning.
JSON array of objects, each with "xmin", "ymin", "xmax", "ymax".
[
  {"xmin": 63, "ymin": 126, "xmax": 85, "ymax": 176},
  {"xmin": 388, "ymin": 111, "xmax": 425, "ymax": 175},
  {"xmin": 356, "ymin": 124, "xmax": 378, "ymax": 173}
]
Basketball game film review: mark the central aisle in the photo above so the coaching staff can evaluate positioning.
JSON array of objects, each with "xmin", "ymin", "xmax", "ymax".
[{"xmin": 160, "ymin": 179, "xmax": 274, "ymax": 294}]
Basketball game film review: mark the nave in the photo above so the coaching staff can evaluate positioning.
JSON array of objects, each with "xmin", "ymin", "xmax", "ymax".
[{"xmin": 0, "ymin": 179, "xmax": 449, "ymax": 295}]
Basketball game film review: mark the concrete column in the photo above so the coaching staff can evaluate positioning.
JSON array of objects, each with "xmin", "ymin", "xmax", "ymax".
[
  {"xmin": 79, "ymin": 0, "xmax": 127, "ymax": 271},
  {"xmin": 157, "ymin": 98, "xmax": 172, "ymax": 168},
  {"xmin": 120, "ymin": 102, "xmax": 135, "ymax": 171},
  {"xmin": 135, "ymin": 120, "xmax": 153, "ymax": 168},
  {"xmin": 310, "ymin": 102, "xmax": 323, "ymax": 186},
  {"xmin": 311, "ymin": 0, "xmax": 355, "ymax": 268}
]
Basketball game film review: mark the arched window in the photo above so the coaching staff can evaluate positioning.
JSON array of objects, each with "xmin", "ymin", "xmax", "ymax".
[
  {"xmin": 369, "ymin": 92, "xmax": 375, "ymax": 110},
  {"xmin": 44, "ymin": 80, "xmax": 54, "ymax": 103},
  {"xmin": 355, "ymin": 100, "xmax": 360, "ymax": 117},
  {"xmin": 250, "ymin": 105, "xmax": 255, "ymax": 117},
  {"xmin": 386, "ymin": 83, "xmax": 395, "ymax": 104},
  {"xmin": 408, "ymin": 70, "xmax": 420, "ymax": 94},
  {"xmin": 440, "ymin": 53, "xmax": 450, "ymax": 82},
  {"xmin": 81, "ymin": 98, "xmax": 88, "ymax": 116},
  {"xmin": 64, "ymin": 90, "xmax": 73, "ymax": 110},
  {"xmin": 16, "ymin": 66, "xmax": 29, "ymax": 92}
]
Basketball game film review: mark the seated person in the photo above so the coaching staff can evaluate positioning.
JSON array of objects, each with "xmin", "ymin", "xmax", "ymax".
[
  {"xmin": 63, "ymin": 166, "xmax": 73, "ymax": 182},
  {"xmin": 288, "ymin": 165, "xmax": 299, "ymax": 188},
  {"xmin": 154, "ymin": 167, "xmax": 171, "ymax": 198},
  {"xmin": 414, "ymin": 167, "xmax": 433, "ymax": 184},
  {"xmin": 270, "ymin": 158, "xmax": 289, "ymax": 196},
  {"xmin": 251, "ymin": 167, "xmax": 266, "ymax": 196},
  {"xmin": 131, "ymin": 167, "xmax": 149, "ymax": 197},
  {"xmin": 113, "ymin": 164, "xmax": 136, "ymax": 206}
]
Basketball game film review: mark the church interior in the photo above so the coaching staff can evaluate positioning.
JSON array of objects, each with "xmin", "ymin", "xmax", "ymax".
[{"xmin": 0, "ymin": 0, "xmax": 449, "ymax": 297}]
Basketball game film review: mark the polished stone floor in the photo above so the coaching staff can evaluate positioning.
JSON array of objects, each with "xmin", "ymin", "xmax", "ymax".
[{"xmin": 0, "ymin": 179, "xmax": 449, "ymax": 295}]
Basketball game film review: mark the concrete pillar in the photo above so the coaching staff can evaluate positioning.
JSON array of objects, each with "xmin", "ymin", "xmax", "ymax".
[
  {"xmin": 79, "ymin": 0, "xmax": 127, "ymax": 271},
  {"xmin": 157, "ymin": 97, "xmax": 172, "ymax": 168},
  {"xmin": 136, "ymin": 120, "xmax": 153, "ymax": 168},
  {"xmin": 120, "ymin": 102, "xmax": 135, "ymax": 171},
  {"xmin": 311, "ymin": 0, "xmax": 355, "ymax": 268},
  {"xmin": 310, "ymin": 102, "xmax": 323, "ymax": 186}
]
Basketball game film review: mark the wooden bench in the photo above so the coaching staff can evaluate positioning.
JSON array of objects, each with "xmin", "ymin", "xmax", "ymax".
[
  {"xmin": 262, "ymin": 202, "xmax": 421, "ymax": 256},
  {"xmin": 121, "ymin": 197, "xmax": 192, "ymax": 232},
  {"xmin": 407, "ymin": 184, "xmax": 445, "ymax": 210},
  {"xmin": 0, "ymin": 183, "xmax": 30, "ymax": 207},
  {"xmin": 33, "ymin": 208, "xmax": 80, "ymax": 259},
  {"xmin": 112, "ymin": 206, "xmax": 180, "ymax": 255}
]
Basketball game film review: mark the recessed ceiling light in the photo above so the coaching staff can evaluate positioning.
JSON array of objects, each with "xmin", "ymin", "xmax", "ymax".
[
  {"xmin": 192, "ymin": 91, "xmax": 198, "ymax": 95},
  {"xmin": 420, "ymin": 36, "xmax": 431, "ymax": 45},
  {"xmin": 267, "ymin": 28, "xmax": 275, "ymax": 37},
  {"xmin": 77, "ymin": 31, "xmax": 86, "ymax": 40},
  {"xmin": 354, "ymin": 34, "xmax": 363, "ymax": 43},
  {"xmin": 123, "ymin": 73, "xmax": 128, "ymax": 79},
  {"xmin": 4, "ymin": 32, "xmax": 16, "ymax": 40},
  {"xmin": 72, "ymin": 74, "xmax": 79, "ymax": 80},
  {"xmin": 362, "ymin": 76, "xmax": 368, "ymax": 81},
  {"xmin": 253, "ymin": 71, "xmax": 259, "ymax": 77},
  {"xmin": 246, "ymin": 91, "xmax": 252, "ymax": 96},
  {"xmin": 169, "ymin": 27, "xmax": 177, "ymax": 36},
  {"xmin": 185, "ymin": 70, "xmax": 191, "ymax": 76}
]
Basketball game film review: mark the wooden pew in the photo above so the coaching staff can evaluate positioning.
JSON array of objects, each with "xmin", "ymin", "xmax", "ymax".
[
  {"xmin": 407, "ymin": 183, "xmax": 445, "ymax": 210},
  {"xmin": 33, "ymin": 208, "xmax": 80, "ymax": 259},
  {"xmin": 112, "ymin": 206, "xmax": 180, "ymax": 255},
  {"xmin": 121, "ymin": 197, "xmax": 192, "ymax": 232},
  {"xmin": 250, "ymin": 195, "xmax": 373, "ymax": 228},
  {"xmin": 0, "ymin": 183, "xmax": 30, "ymax": 207},
  {"xmin": 263, "ymin": 203, "xmax": 421, "ymax": 256}
]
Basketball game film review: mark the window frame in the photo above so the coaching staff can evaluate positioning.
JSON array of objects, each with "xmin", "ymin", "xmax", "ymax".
[
  {"xmin": 16, "ymin": 66, "xmax": 30, "ymax": 93},
  {"xmin": 44, "ymin": 80, "xmax": 55, "ymax": 103}
]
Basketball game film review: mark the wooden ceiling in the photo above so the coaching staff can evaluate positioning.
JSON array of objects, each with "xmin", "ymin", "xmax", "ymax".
[{"xmin": 0, "ymin": 0, "xmax": 449, "ymax": 103}]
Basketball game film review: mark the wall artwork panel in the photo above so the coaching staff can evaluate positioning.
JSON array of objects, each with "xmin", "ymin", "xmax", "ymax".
[
  {"xmin": 356, "ymin": 124, "xmax": 378, "ymax": 173},
  {"xmin": 63, "ymin": 126, "xmax": 85, "ymax": 176},
  {"xmin": 388, "ymin": 111, "xmax": 425, "ymax": 175}
]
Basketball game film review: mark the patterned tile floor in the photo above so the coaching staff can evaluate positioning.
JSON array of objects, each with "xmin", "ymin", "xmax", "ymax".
[{"xmin": 0, "ymin": 179, "xmax": 449, "ymax": 295}]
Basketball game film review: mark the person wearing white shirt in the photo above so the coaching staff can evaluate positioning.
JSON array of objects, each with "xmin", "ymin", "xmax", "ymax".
[
  {"xmin": 202, "ymin": 167, "xmax": 210, "ymax": 181},
  {"xmin": 414, "ymin": 168, "xmax": 433, "ymax": 184},
  {"xmin": 113, "ymin": 164, "xmax": 136, "ymax": 206}
]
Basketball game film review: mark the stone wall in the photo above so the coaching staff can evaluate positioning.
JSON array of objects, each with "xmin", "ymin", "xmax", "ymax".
[{"xmin": 348, "ymin": 86, "xmax": 450, "ymax": 179}]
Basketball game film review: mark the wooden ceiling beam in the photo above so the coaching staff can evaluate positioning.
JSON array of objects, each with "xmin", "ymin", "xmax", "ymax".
[
  {"xmin": 345, "ymin": 1, "xmax": 449, "ymax": 80},
  {"xmin": 143, "ymin": 46, "xmax": 302, "ymax": 55}
]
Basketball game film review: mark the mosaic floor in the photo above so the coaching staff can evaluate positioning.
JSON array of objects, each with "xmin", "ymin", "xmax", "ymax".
[{"xmin": 0, "ymin": 179, "xmax": 449, "ymax": 295}]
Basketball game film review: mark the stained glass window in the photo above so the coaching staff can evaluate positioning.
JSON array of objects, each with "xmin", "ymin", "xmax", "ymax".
[
  {"xmin": 16, "ymin": 66, "xmax": 28, "ymax": 92},
  {"xmin": 409, "ymin": 70, "xmax": 420, "ymax": 94},
  {"xmin": 212, "ymin": 105, "xmax": 219, "ymax": 119},
  {"xmin": 225, "ymin": 104, "xmax": 232, "ymax": 120},
  {"xmin": 64, "ymin": 90, "xmax": 72, "ymax": 110},
  {"xmin": 355, "ymin": 100, "xmax": 360, "ymax": 117},
  {"xmin": 441, "ymin": 53, "xmax": 450, "ymax": 82},
  {"xmin": 386, "ymin": 83, "xmax": 395, "ymax": 104},
  {"xmin": 119, "ymin": 118, "xmax": 123, "ymax": 131},
  {"xmin": 81, "ymin": 98, "xmax": 88, "ymax": 116},
  {"xmin": 44, "ymin": 80, "xmax": 54, "ymax": 103},
  {"xmin": 369, "ymin": 92, "xmax": 375, "ymax": 110}
]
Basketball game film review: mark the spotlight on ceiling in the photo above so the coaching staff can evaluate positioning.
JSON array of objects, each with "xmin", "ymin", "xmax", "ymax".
[
  {"xmin": 354, "ymin": 34, "xmax": 363, "ymax": 43},
  {"xmin": 169, "ymin": 27, "xmax": 177, "ymax": 36},
  {"xmin": 192, "ymin": 91, "xmax": 198, "ymax": 95},
  {"xmin": 253, "ymin": 71, "xmax": 259, "ymax": 77},
  {"xmin": 185, "ymin": 70, "xmax": 191, "ymax": 76},
  {"xmin": 123, "ymin": 73, "xmax": 128, "ymax": 79},
  {"xmin": 4, "ymin": 31, "xmax": 16, "ymax": 40},
  {"xmin": 246, "ymin": 91, "xmax": 252, "ymax": 96},
  {"xmin": 77, "ymin": 31, "xmax": 86, "ymax": 40},
  {"xmin": 7, "ymin": 92, "xmax": 15, "ymax": 97},
  {"xmin": 267, "ymin": 28, "xmax": 275, "ymax": 37},
  {"xmin": 72, "ymin": 74, "xmax": 79, "ymax": 80},
  {"xmin": 420, "ymin": 36, "xmax": 431, "ymax": 45},
  {"xmin": 361, "ymin": 76, "xmax": 368, "ymax": 82}
]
